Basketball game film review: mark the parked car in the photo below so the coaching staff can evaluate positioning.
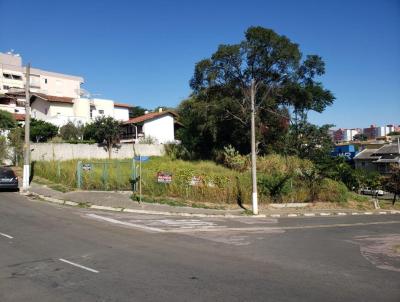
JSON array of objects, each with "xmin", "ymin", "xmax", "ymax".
[
  {"xmin": 360, "ymin": 187, "xmax": 384, "ymax": 196},
  {"xmin": 0, "ymin": 167, "xmax": 19, "ymax": 191}
]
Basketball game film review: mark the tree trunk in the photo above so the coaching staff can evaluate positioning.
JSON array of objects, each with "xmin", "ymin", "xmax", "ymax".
[{"xmin": 108, "ymin": 143, "xmax": 112, "ymax": 159}]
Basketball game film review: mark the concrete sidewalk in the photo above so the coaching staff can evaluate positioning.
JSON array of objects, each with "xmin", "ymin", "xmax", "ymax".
[
  {"xmin": 26, "ymin": 182, "xmax": 399, "ymax": 218},
  {"xmin": 27, "ymin": 183, "xmax": 244, "ymax": 216}
]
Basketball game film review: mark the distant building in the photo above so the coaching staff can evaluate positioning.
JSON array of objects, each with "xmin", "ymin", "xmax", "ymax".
[
  {"xmin": 333, "ymin": 128, "xmax": 359, "ymax": 142},
  {"xmin": 362, "ymin": 124, "xmax": 397, "ymax": 140},
  {"xmin": 354, "ymin": 142, "xmax": 400, "ymax": 174},
  {"xmin": 0, "ymin": 51, "xmax": 131, "ymax": 126}
]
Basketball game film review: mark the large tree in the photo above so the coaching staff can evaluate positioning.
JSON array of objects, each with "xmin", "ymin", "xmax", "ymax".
[{"xmin": 181, "ymin": 26, "xmax": 334, "ymax": 158}]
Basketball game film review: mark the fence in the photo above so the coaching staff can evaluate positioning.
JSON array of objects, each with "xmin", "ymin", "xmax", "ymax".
[{"xmin": 76, "ymin": 159, "xmax": 137, "ymax": 191}]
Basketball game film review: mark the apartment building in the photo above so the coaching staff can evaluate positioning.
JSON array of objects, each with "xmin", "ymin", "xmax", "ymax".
[
  {"xmin": 333, "ymin": 128, "xmax": 359, "ymax": 142},
  {"xmin": 0, "ymin": 52, "xmax": 131, "ymax": 125}
]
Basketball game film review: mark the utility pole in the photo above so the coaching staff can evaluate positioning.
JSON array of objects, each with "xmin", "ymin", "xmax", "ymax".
[
  {"xmin": 250, "ymin": 79, "xmax": 258, "ymax": 215},
  {"xmin": 22, "ymin": 63, "xmax": 30, "ymax": 191}
]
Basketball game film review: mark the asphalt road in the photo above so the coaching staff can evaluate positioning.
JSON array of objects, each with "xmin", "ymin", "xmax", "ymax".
[{"xmin": 1, "ymin": 192, "xmax": 399, "ymax": 302}]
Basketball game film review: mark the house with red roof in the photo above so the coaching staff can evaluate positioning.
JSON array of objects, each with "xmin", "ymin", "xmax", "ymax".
[{"xmin": 121, "ymin": 108, "xmax": 181, "ymax": 144}]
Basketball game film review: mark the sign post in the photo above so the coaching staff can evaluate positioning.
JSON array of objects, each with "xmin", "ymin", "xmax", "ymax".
[{"xmin": 134, "ymin": 155, "xmax": 149, "ymax": 203}]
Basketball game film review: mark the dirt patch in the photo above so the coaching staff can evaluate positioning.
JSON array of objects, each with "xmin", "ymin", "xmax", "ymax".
[{"xmin": 353, "ymin": 234, "xmax": 400, "ymax": 272}]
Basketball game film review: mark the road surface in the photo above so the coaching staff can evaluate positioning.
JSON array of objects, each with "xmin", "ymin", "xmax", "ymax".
[{"xmin": 1, "ymin": 192, "xmax": 399, "ymax": 301}]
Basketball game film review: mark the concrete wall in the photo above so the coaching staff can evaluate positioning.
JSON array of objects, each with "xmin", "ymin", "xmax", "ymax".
[{"xmin": 31, "ymin": 143, "xmax": 165, "ymax": 161}]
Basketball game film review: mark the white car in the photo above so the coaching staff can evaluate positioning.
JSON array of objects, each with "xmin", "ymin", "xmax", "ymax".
[{"xmin": 360, "ymin": 187, "xmax": 384, "ymax": 196}]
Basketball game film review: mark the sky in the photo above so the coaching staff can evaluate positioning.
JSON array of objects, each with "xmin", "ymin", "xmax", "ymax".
[{"xmin": 0, "ymin": 0, "xmax": 399, "ymax": 128}]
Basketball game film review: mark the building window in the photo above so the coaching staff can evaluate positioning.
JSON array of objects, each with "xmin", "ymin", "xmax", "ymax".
[
  {"xmin": 44, "ymin": 78, "xmax": 47, "ymax": 84},
  {"xmin": 3, "ymin": 85, "xmax": 10, "ymax": 90},
  {"xmin": 45, "ymin": 108, "xmax": 48, "ymax": 115},
  {"xmin": 3, "ymin": 73, "xmax": 11, "ymax": 79},
  {"xmin": 14, "ymin": 109, "xmax": 19, "ymax": 113},
  {"xmin": 99, "ymin": 110, "xmax": 104, "ymax": 115},
  {"xmin": 12, "ymin": 74, "xmax": 22, "ymax": 80}
]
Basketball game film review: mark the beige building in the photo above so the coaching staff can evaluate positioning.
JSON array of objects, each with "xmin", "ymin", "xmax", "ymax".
[{"xmin": 0, "ymin": 52, "xmax": 131, "ymax": 126}]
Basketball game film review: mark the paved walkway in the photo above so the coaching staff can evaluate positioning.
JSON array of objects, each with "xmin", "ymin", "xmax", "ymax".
[
  {"xmin": 28, "ymin": 183, "xmax": 243, "ymax": 216},
  {"xmin": 27, "ymin": 182, "xmax": 399, "ymax": 218}
]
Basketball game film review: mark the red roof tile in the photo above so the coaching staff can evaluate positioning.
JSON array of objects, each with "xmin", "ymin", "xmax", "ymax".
[
  {"xmin": 124, "ymin": 111, "xmax": 177, "ymax": 124},
  {"xmin": 34, "ymin": 93, "xmax": 74, "ymax": 104},
  {"xmin": 114, "ymin": 103, "xmax": 132, "ymax": 108}
]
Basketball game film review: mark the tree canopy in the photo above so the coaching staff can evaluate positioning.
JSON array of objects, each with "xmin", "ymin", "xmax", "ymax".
[
  {"xmin": 87, "ymin": 116, "xmax": 121, "ymax": 158},
  {"xmin": 0, "ymin": 110, "xmax": 16, "ymax": 130},
  {"xmin": 129, "ymin": 106, "xmax": 147, "ymax": 119},
  {"xmin": 30, "ymin": 119, "xmax": 58, "ymax": 142},
  {"xmin": 178, "ymin": 26, "xmax": 334, "ymax": 159}
]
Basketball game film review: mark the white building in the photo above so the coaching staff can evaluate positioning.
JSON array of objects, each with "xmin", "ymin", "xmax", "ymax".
[
  {"xmin": 121, "ymin": 109, "xmax": 180, "ymax": 144},
  {"xmin": 376, "ymin": 125, "xmax": 395, "ymax": 137},
  {"xmin": 343, "ymin": 129, "xmax": 359, "ymax": 142},
  {"xmin": 0, "ymin": 51, "xmax": 131, "ymax": 126}
]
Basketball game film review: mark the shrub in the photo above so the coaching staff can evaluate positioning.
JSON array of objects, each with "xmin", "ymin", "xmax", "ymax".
[
  {"xmin": 318, "ymin": 179, "xmax": 348, "ymax": 203},
  {"xmin": 7, "ymin": 127, "xmax": 24, "ymax": 165},
  {"xmin": 0, "ymin": 110, "xmax": 16, "ymax": 129},
  {"xmin": 60, "ymin": 121, "xmax": 84, "ymax": 141},
  {"xmin": 164, "ymin": 143, "xmax": 192, "ymax": 160},
  {"xmin": 0, "ymin": 136, "xmax": 7, "ymax": 164},
  {"xmin": 221, "ymin": 145, "xmax": 249, "ymax": 172},
  {"xmin": 258, "ymin": 172, "xmax": 292, "ymax": 203},
  {"xmin": 30, "ymin": 119, "xmax": 58, "ymax": 142}
]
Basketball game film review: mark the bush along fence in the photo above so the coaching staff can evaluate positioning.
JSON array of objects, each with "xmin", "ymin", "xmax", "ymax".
[{"xmin": 32, "ymin": 156, "xmax": 349, "ymax": 205}]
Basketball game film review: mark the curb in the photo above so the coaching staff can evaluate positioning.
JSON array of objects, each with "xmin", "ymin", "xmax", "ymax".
[{"xmin": 22, "ymin": 191, "xmax": 400, "ymax": 218}]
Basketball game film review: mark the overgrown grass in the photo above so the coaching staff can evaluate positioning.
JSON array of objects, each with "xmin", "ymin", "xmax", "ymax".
[{"xmin": 33, "ymin": 155, "xmax": 351, "ymax": 205}]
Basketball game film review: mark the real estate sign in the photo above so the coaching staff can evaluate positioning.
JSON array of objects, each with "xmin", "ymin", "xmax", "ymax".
[{"xmin": 157, "ymin": 172, "xmax": 172, "ymax": 183}]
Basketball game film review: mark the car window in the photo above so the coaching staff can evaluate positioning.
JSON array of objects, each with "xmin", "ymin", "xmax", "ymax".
[{"xmin": 0, "ymin": 169, "xmax": 15, "ymax": 178}]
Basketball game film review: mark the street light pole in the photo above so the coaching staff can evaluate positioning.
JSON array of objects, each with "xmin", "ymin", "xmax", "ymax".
[
  {"xmin": 22, "ymin": 63, "xmax": 31, "ymax": 191},
  {"xmin": 250, "ymin": 79, "xmax": 258, "ymax": 215}
]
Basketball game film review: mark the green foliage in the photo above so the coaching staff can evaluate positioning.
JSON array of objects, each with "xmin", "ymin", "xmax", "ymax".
[
  {"xmin": 353, "ymin": 133, "xmax": 368, "ymax": 141},
  {"xmin": 180, "ymin": 26, "xmax": 334, "ymax": 159},
  {"xmin": 7, "ymin": 127, "xmax": 24, "ymax": 165},
  {"xmin": 30, "ymin": 119, "xmax": 58, "ymax": 142},
  {"xmin": 34, "ymin": 154, "xmax": 350, "ymax": 205},
  {"xmin": 59, "ymin": 122, "xmax": 84, "ymax": 141},
  {"xmin": 0, "ymin": 136, "xmax": 7, "ymax": 164},
  {"xmin": 87, "ymin": 117, "xmax": 121, "ymax": 158},
  {"xmin": 285, "ymin": 121, "xmax": 334, "ymax": 162},
  {"xmin": 318, "ymin": 179, "xmax": 348, "ymax": 203},
  {"xmin": 164, "ymin": 143, "xmax": 192, "ymax": 160},
  {"xmin": 129, "ymin": 106, "xmax": 147, "ymax": 119},
  {"xmin": 387, "ymin": 131, "xmax": 400, "ymax": 136},
  {"xmin": 221, "ymin": 145, "xmax": 249, "ymax": 172},
  {"xmin": 258, "ymin": 172, "xmax": 292, "ymax": 203},
  {"xmin": 382, "ymin": 165, "xmax": 400, "ymax": 204},
  {"xmin": 0, "ymin": 110, "xmax": 16, "ymax": 129},
  {"xmin": 83, "ymin": 122, "xmax": 97, "ymax": 140},
  {"xmin": 298, "ymin": 166, "xmax": 324, "ymax": 202}
]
